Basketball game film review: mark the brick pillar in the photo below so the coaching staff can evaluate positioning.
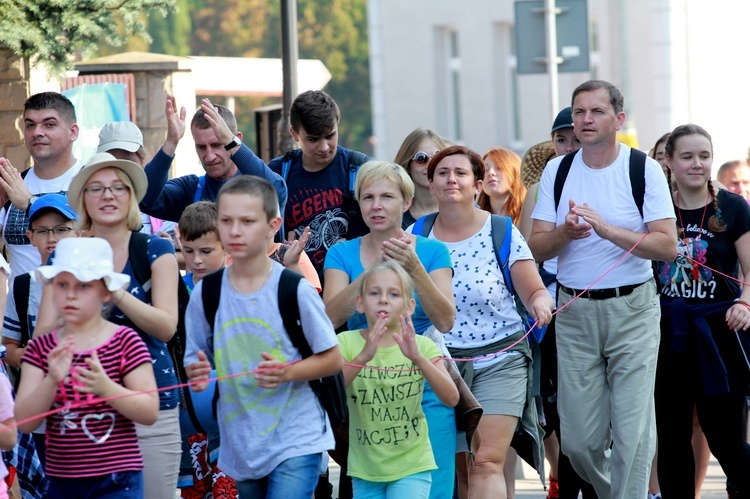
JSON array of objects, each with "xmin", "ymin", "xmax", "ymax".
[{"xmin": 0, "ymin": 45, "xmax": 29, "ymax": 169}]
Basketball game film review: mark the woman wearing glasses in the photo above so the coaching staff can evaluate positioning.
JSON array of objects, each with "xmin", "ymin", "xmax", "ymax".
[
  {"xmin": 37, "ymin": 153, "xmax": 182, "ymax": 499},
  {"xmin": 324, "ymin": 161, "xmax": 456, "ymax": 498},
  {"xmin": 394, "ymin": 128, "xmax": 448, "ymax": 229}
]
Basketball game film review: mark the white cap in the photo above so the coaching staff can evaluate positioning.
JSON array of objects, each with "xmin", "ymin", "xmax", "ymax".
[
  {"xmin": 97, "ymin": 121, "xmax": 144, "ymax": 154},
  {"xmin": 35, "ymin": 238, "xmax": 130, "ymax": 292}
]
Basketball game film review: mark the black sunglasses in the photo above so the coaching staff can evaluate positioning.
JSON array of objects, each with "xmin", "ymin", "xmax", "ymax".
[{"xmin": 411, "ymin": 150, "xmax": 440, "ymax": 165}]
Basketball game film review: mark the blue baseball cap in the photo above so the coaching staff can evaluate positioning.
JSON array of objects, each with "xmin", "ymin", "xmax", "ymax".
[
  {"xmin": 551, "ymin": 107, "xmax": 573, "ymax": 133},
  {"xmin": 28, "ymin": 194, "xmax": 77, "ymax": 229}
]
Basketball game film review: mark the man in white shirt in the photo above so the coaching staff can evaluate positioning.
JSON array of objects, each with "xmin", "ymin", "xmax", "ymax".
[
  {"xmin": 529, "ymin": 80, "xmax": 677, "ymax": 499},
  {"xmin": 0, "ymin": 92, "xmax": 84, "ymax": 277}
]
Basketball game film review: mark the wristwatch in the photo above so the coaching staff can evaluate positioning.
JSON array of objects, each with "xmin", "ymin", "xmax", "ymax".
[
  {"xmin": 26, "ymin": 195, "xmax": 40, "ymax": 214},
  {"xmin": 224, "ymin": 136, "xmax": 242, "ymax": 151}
]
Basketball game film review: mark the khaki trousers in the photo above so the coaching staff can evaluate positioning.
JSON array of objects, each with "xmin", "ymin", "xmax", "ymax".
[{"xmin": 555, "ymin": 280, "xmax": 660, "ymax": 499}]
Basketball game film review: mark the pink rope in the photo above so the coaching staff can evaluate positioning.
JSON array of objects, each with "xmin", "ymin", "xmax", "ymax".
[{"xmin": 7, "ymin": 233, "xmax": 653, "ymax": 430}]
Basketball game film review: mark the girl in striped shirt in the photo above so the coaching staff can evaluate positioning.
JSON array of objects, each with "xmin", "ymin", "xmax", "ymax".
[{"xmin": 15, "ymin": 237, "xmax": 158, "ymax": 499}]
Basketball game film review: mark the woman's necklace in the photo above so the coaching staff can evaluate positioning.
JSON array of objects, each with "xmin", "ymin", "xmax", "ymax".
[
  {"xmin": 675, "ymin": 190, "xmax": 710, "ymax": 240},
  {"xmin": 674, "ymin": 190, "xmax": 711, "ymax": 283}
]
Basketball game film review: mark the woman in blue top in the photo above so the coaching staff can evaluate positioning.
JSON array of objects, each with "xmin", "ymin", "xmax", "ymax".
[
  {"xmin": 38, "ymin": 152, "xmax": 182, "ymax": 499},
  {"xmin": 324, "ymin": 160, "xmax": 456, "ymax": 499}
]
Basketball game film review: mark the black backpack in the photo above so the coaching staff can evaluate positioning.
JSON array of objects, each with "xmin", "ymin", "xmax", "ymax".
[
  {"xmin": 5, "ymin": 273, "xmax": 32, "ymax": 390},
  {"xmin": 201, "ymin": 267, "xmax": 348, "ymax": 430},
  {"xmin": 553, "ymin": 148, "xmax": 647, "ymax": 217},
  {"xmin": 126, "ymin": 231, "xmax": 205, "ymax": 431}
]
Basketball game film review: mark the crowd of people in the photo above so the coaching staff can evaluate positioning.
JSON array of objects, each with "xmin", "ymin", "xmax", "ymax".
[{"xmin": 0, "ymin": 79, "xmax": 748, "ymax": 499}]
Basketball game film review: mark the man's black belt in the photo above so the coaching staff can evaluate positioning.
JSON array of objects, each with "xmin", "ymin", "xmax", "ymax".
[{"xmin": 559, "ymin": 281, "xmax": 646, "ymax": 300}]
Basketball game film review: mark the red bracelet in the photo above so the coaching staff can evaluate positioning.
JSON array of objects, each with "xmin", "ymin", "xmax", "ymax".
[{"xmin": 735, "ymin": 300, "xmax": 750, "ymax": 312}]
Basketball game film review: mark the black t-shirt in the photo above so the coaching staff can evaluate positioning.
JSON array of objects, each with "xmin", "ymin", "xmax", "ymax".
[
  {"xmin": 401, "ymin": 209, "xmax": 417, "ymax": 230},
  {"xmin": 269, "ymin": 146, "xmax": 369, "ymax": 280},
  {"xmin": 658, "ymin": 189, "xmax": 750, "ymax": 302}
]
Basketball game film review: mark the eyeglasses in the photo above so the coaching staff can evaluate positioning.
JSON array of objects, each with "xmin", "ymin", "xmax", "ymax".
[
  {"xmin": 83, "ymin": 184, "xmax": 130, "ymax": 197},
  {"xmin": 411, "ymin": 151, "xmax": 440, "ymax": 165},
  {"xmin": 29, "ymin": 226, "xmax": 75, "ymax": 237}
]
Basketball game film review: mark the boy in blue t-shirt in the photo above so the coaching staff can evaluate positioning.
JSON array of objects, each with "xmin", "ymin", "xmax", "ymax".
[
  {"xmin": 175, "ymin": 200, "xmax": 234, "ymax": 497},
  {"xmin": 269, "ymin": 90, "xmax": 371, "ymax": 284},
  {"xmin": 178, "ymin": 201, "xmax": 228, "ymax": 293},
  {"xmin": 185, "ymin": 176, "xmax": 343, "ymax": 498}
]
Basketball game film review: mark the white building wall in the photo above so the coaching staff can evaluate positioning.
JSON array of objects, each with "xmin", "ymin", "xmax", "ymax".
[{"xmin": 370, "ymin": 0, "xmax": 750, "ymax": 166}]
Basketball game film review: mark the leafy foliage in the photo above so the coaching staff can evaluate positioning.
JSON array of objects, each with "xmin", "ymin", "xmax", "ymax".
[
  {"xmin": 147, "ymin": 0, "xmax": 372, "ymax": 153},
  {"xmin": 0, "ymin": 0, "xmax": 175, "ymax": 74}
]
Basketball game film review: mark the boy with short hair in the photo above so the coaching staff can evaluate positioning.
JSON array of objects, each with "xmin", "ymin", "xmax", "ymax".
[
  {"xmin": 185, "ymin": 175, "xmax": 342, "ymax": 497},
  {"xmin": 269, "ymin": 90, "xmax": 371, "ymax": 283},
  {"xmin": 178, "ymin": 201, "xmax": 227, "ymax": 292},
  {"xmin": 176, "ymin": 200, "xmax": 235, "ymax": 498}
]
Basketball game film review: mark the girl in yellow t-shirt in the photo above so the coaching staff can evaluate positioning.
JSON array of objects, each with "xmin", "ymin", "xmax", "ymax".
[{"xmin": 337, "ymin": 261, "xmax": 458, "ymax": 498}]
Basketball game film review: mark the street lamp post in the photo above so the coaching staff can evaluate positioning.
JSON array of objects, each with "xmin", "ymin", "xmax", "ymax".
[{"xmin": 278, "ymin": 0, "xmax": 299, "ymax": 155}]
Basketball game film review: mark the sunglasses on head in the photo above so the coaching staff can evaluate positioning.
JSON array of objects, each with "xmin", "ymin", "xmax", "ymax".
[{"xmin": 411, "ymin": 150, "xmax": 440, "ymax": 165}]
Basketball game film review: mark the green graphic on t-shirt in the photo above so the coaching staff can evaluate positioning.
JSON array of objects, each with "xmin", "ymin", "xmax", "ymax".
[{"xmin": 215, "ymin": 317, "xmax": 296, "ymax": 435}]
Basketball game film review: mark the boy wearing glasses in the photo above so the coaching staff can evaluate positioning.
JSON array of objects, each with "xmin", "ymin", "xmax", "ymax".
[
  {"xmin": 2, "ymin": 193, "xmax": 78, "ymax": 467},
  {"xmin": 269, "ymin": 90, "xmax": 371, "ymax": 286}
]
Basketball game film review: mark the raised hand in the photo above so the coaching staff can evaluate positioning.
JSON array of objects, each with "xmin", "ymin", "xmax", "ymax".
[
  {"xmin": 381, "ymin": 230, "xmax": 420, "ymax": 273},
  {"xmin": 200, "ymin": 98, "xmax": 236, "ymax": 146},
  {"xmin": 186, "ymin": 350, "xmax": 212, "ymax": 392},
  {"xmin": 393, "ymin": 315, "xmax": 422, "ymax": 362},
  {"xmin": 255, "ymin": 352, "xmax": 287, "ymax": 389},
  {"xmin": 284, "ymin": 226, "xmax": 311, "ymax": 266},
  {"xmin": 572, "ymin": 202, "xmax": 610, "ymax": 239},
  {"xmin": 163, "ymin": 94, "xmax": 186, "ymax": 156},
  {"xmin": 0, "ymin": 157, "xmax": 31, "ymax": 210},
  {"xmin": 72, "ymin": 350, "xmax": 115, "ymax": 397},
  {"xmin": 358, "ymin": 315, "xmax": 388, "ymax": 363},
  {"xmin": 564, "ymin": 199, "xmax": 592, "ymax": 240},
  {"xmin": 47, "ymin": 335, "xmax": 74, "ymax": 384}
]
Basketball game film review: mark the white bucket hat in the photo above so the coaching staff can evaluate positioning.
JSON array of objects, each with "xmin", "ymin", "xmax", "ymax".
[{"xmin": 35, "ymin": 237, "xmax": 130, "ymax": 292}]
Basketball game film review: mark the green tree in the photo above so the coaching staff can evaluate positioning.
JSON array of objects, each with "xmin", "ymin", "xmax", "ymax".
[
  {"xmin": 0, "ymin": 0, "xmax": 175, "ymax": 74},
  {"xmin": 148, "ymin": 0, "xmax": 192, "ymax": 56},
  {"xmin": 145, "ymin": 0, "xmax": 372, "ymax": 154}
]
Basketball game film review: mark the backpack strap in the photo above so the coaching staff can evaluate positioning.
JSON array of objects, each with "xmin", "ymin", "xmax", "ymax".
[
  {"xmin": 629, "ymin": 148, "xmax": 647, "ymax": 218},
  {"xmin": 127, "ymin": 231, "xmax": 152, "ymax": 294},
  {"xmin": 490, "ymin": 214, "xmax": 547, "ymax": 343},
  {"xmin": 412, "ymin": 213, "xmax": 439, "ymax": 237},
  {"xmin": 280, "ymin": 150, "xmax": 300, "ymax": 185},
  {"xmin": 490, "ymin": 215, "xmax": 514, "ymax": 296},
  {"xmin": 193, "ymin": 175, "xmax": 207, "ymax": 204},
  {"xmin": 346, "ymin": 150, "xmax": 368, "ymax": 199},
  {"xmin": 278, "ymin": 269, "xmax": 307, "ymax": 356},
  {"xmin": 197, "ymin": 267, "xmax": 224, "ymax": 422},
  {"xmin": 13, "ymin": 273, "xmax": 31, "ymax": 347},
  {"xmin": 201, "ymin": 268, "xmax": 225, "ymax": 337},
  {"xmin": 553, "ymin": 151, "xmax": 577, "ymax": 212},
  {"xmin": 553, "ymin": 148, "xmax": 647, "ymax": 218}
]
